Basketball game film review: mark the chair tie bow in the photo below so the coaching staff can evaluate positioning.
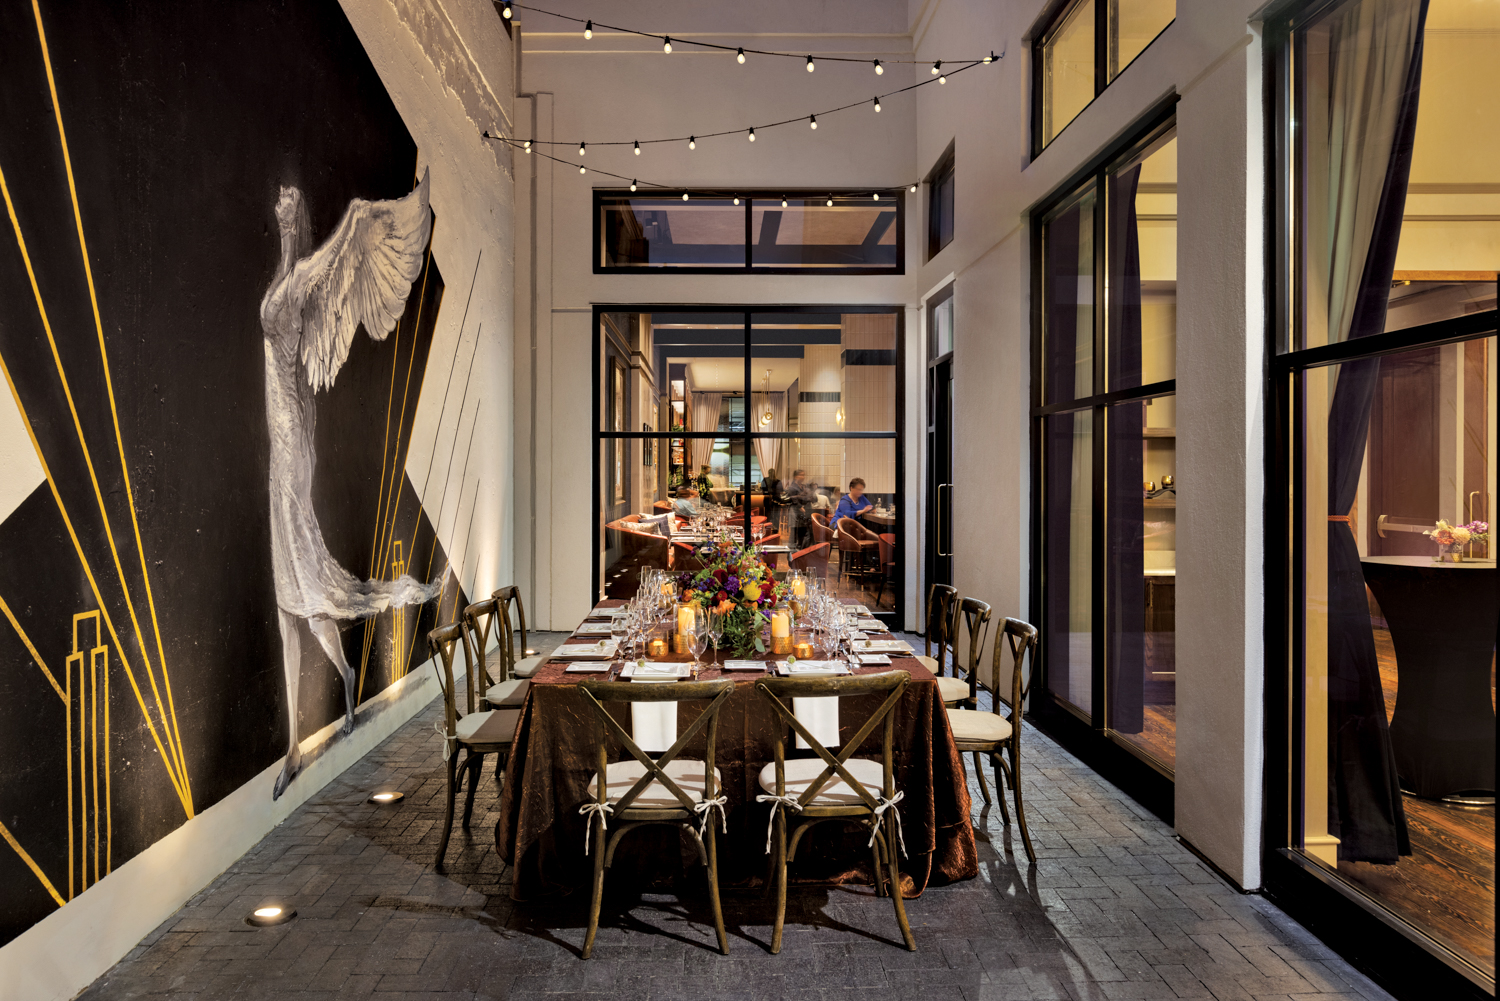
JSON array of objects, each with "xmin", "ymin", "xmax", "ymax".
[
  {"xmin": 868, "ymin": 791, "xmax": 907, "ymax": 857},
  {"xmin": 433, "ymin": 721, "xmax": 458, "ymax": 761},
  {"xmin": 755, "ymin": 793, "xmax": 804, "ymax": 853},
  {"xmin": 692, "ymin": 795, "xmax": 729, "ymax": 839},
  {"xmin": 578, "ymin": 801, "xmax": 614, "ymax": 855}
]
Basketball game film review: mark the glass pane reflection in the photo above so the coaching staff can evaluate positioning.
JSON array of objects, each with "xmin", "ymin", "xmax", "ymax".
[{"xmin": 1045, "ymin": 410, "xmax": 1094, "ymax": 717}]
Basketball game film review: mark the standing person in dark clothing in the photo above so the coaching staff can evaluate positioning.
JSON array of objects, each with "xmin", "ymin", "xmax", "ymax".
[{"xmin": 781, "ymin": 469, "xmax": 814, "ymax": 549}]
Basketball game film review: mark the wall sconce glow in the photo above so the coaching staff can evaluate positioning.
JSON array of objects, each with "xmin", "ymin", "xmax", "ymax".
[
  {"xmin": 367, "ymin": 791, "xmax": 404, "ymax": 804},
  {"xmin": 246, "ymin": 905, "xmax": 296, "ymax": 927}
]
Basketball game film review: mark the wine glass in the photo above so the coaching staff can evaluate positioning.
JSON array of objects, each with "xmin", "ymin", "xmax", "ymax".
[
  {"xmin": 687, "ymin": 605, "xmax": 710, "ymax": 675},
  {"xmin": 610, "ymin": 604, "xmax": 630, "ymax": 663},
  {"xmin": 706, "ymin": 608, "xmax": 725, "ymax": 665}
]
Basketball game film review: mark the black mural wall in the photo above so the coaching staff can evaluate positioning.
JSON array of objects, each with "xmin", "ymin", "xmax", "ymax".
[{"xmin": 0, "ymin": 0, "xmax": 465, "ymax": 944}]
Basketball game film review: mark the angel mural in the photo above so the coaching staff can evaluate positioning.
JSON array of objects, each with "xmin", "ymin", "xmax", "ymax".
[{"xmin": 260, "ymin": 168, "xmax": 441, "ymax": 799}]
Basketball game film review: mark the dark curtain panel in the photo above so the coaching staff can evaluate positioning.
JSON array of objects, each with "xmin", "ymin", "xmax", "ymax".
[
  {"xmin": 1326, "ymin": 1, "xmax": 1428, "ymax": 864},
  {"xmin": 1107, "ymin": 165, "xmax": 1145, "ymax": 733},
  {"xmin": 1044, "ymin": 203, "xmax": 1083, "ymax": 704}
]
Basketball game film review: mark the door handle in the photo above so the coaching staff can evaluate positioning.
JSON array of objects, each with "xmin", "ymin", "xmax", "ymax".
[{"xmin": 937, "ymin": 483, "xmax": 953, "ymax": 557}]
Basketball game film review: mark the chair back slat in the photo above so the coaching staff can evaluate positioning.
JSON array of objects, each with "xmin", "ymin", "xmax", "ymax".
[
  {"xmin": 427, "ymin": 621, "xmax": 479, "ymax": 740},
  {"xmin": 754, "ymin": 671, "xmax": 910, "ymax": 810},
  {"xmin": 924, "ymin": 583, "xmax": 959, "ymax": 668},
  {"xmin": 954, "ymin": 597, "xmax": 992, "ymax": 696},
  {"xmin": 577, "ymin": 679, "xmax": 735, "ymax": 815},
  {"xmin": 994, "ymin": 617, "xmax": 1038, "ymax": 716},
  {"xmin": 464, "ymin": 598, "xmax": 501, "ymax": 684},
  {"xmin": 491, "ymin": 586, "xmax": 530, "ymax": 679}
]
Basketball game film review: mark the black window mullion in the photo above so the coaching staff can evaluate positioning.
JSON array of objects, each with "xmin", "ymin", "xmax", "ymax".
[
  {"xmin": 1094, "ymin": 0, "xmax": 1108, "ymax": 97},
  {"xmin": 745, "ymin": 198, "xmax": 752, "ymax": 270},
  {"xmin": 1091, "ymin": 162, "xmax": 1109, "ymax": 731},
  {"xmin": 744, "ymin": 311, "xmax": 752, "ymax": 539}
]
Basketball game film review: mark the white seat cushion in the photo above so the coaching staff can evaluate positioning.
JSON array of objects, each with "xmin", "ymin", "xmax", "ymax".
[
  {"xmin": 946, "ymin": 708, "xmax": 1012, "ymax": 744},
  {"xmin": 589, "ymin": 758, "xmax": 721, "ymax": 809},
  {"xmin": 455, "ymin": 708, "xmax": 521, "ymax": 745},
  {"xmin": 935, "ymin": 675, "xmax": 970, "ymax": 704},
  {"xmin": 485, "ymin": 678, "xmax": 531, "ymax": 707},
  {"xmin": 757, "ymin": 756, "xmax": 887, "ymax": 806},
  {"xmin": 914, "ymin": 654, "xmax": 941, "ymax": 673},
  {"xmin": 511, "ymin": 654, "xmax": 545, "ymax": 678}
]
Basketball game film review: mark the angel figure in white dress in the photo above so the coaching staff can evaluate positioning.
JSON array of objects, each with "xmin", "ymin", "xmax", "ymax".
[{"xmin": 260, "ymin": 168, "xmax": 441, "ymax": 799}]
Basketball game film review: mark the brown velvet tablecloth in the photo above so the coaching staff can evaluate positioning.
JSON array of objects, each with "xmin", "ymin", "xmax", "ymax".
[{"xmin": 495, "ymin": 604, "xmax": 977, "ymax": 901}]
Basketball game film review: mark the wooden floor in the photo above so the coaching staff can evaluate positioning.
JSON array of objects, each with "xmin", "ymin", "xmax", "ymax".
[
  {"xmin": 1115, "ymin": 703, "xmax": 1176, "ymax": 771},
  {"xmin": 1348, "ymin": 623, "xmax": 1497, "ymax": 977}
]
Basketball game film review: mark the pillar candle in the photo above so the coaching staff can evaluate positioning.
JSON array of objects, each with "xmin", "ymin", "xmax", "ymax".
[
  {"xmin": 677, "ymin": 604, "xmax": 696, "ymax": 636},
  {"xmin": 661, "ymin": 580, "xmax": 675, "ymax": 596},
  {"xmin": 771, "ymin": 611, "xmax": 790, "ymax": 637},
  {"xmin": 791, "ymin": 578, "xmax": 806, "ymax": 596}
]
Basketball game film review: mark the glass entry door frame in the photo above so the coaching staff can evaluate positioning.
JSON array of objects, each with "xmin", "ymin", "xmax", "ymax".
[
  {"xmin": 1027, "ymin": 97, "xmax": 1179, "ymax": 817},
  {"xmin": 592, "ymin": 304, "xmax": 907, "ymax": 626},
  {"xmin": 926, "ymin": 284, "xmax": 955, "ymax": 596}
]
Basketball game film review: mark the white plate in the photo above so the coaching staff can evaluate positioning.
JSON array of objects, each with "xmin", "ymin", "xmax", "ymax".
[
  {"xmin": 775, "ymin": 660, "xmax": 851, "ymax": 676},
  {"xmin": 856, "ymin": 640, "xmax": 912, "ymax": 654},
  {"xmin": 589, "ymin": 606, "xmax": 626, "ymax": 618},
  {"xmin": 721, "ymin": 660, "xmax": 768, "ymax": 672},
  {"xmin": 555, "ymin": 641, "xmax": 620, "ymax": 660},
  {"xmin": 856, "ymin": 618, "xmax": 889, "ymax": 632},
  {"xmin": 573, "ymin": 622, "xmax": 614, "ymax": 636},
  {"xmin": 563, "ymin": 663, "xmax": 611, "ymax": 673},
  {"xmin": 621, "ymin": 662, "xmax": 690, "ymax": 679},
  {"xmin": 856, "ymin": 654, "xmax": 892, "ymax": 666}
]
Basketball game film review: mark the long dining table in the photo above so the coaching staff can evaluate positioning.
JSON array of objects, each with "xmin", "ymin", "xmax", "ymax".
[{"xmin": 494, "ymin": 599, "xmax": 978, "ymax": 901}]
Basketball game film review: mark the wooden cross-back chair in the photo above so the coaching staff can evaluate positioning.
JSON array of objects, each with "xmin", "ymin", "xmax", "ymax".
[
  {"xmin": 916, "ymin": 584, "xmax": 967, "ymax": 706},
  {"xmin": 947, "ymin": 617, "xmax": 1039, "ymax": 863},
  {"xmin": 753, "ymin": 671, "xmax": 917, "ymax": 954},
  {"xmin": 492, "ymin": 586, "xmax": 544, "ymax": 679},
  {"xmin": 948, "ymin": 596, "xmax": 993, "ymax": 712},
  {"xmin": 427, "ymin": 622, "xmax": 521, "ymax": 869},
  {"xmin": 575, "ymin": 678, "xmax": 736, "ymax": 959},
  {"xmin": 464, "ymin": 599, "xmax": 530, "ymax": 709}
]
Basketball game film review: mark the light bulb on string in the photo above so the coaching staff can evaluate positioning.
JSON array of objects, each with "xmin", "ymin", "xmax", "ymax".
[
  {"xmin": 733, "ymin": 196, "xmax": 740, "ymax": 205},
  {"xmin": 633, "ymin": 140, "xmax": 640, "ymax": 155},
  {"xmin": 872, "ymin": 192, "xmax": 880, "ymax": 201},
  {"xmin": 984, "ymin": 51, "xmax": 996, "ymax": 64},
  {"xmin": 583, "ymin": 20, "xmax": 592, "ymax": 39},
  {"xmin": 873, "ymin": 59, "xmax": 883, "ymax": 75},
  {"xmin": 579, "ymin": 165, "xmax": 586, "ymax": 174},
  {"xmin": 809, "ymin": 115, "xmax": 817, "ymax": 130},
  {"xmin": 747, "ymin": 127, "xmax": 756, "ymax": 142},
  {"xmin": 578, "ymin": 142, "xmax": 586, "ymax": 156},
  {"xmin": 688, "ymin": 136, "xmax": 696, "ymax": 149},
  {"xmin": 873, "ymin": 96, "xmax": 881, "ymax": 112},
  {"xmin": 682, "ymin": 192, "xmax": 689, "ymax": 201},
  {"xmin": 909, "ymin": 183, "xmax": 918, "ymax": 193},
  {"xmin": 781, "ymin": 197, "xmax": 788, "ymax": 208},
  {"xmin": 939, "ymin": 72, "xmax": 947, "ymax": 84},
  {"xmin": 501, "ymin": 1, "xmax": 511, "ymax": 18},
  {"xmin": 931, "ymin": 60, "xmax": 941, "ymax": 75},
  {"xmin": 736, "ymin": 47, "xmax": 745, "ymax": 64},
  {"xmin": 805, "ymin": 55, "xmax": 815, "ymax": 72},
  {"xmin": 663, "ymin": 36, "xmax": 672, "ymax": 53},
  {"xmin": 523, "ymin": 140, "xmax": 532, "ymax": 153},
  {"xmin": 826, "ymin": 195, "xmax": 834, "ymax": 207},
  {"xmin": 630, "ymin": 179, "xmax": 637, "ymax": 191}
]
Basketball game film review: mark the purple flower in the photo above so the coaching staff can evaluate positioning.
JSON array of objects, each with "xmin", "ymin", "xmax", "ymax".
[{"xmin": 726, "ymin": 575, "xmax": 740, "ymax": 591}]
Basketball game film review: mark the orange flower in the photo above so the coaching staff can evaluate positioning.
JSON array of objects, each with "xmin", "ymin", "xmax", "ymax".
[
  {"xmin": 1432, "ymin": 529, "xmax": 1455, "ymax": 546},
  {"xmin": 716, "ymin": 599, "xmax": 736, "ymax": 614}
]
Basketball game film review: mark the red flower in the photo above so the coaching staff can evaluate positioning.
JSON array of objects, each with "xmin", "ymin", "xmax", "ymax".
[
  {"xmin": 716, "ymin": 590, "xmax": 729, "ymax": 602},
  {"xmin": 712, "ymin": 567, "xmax": 728, "ymax": 584}
]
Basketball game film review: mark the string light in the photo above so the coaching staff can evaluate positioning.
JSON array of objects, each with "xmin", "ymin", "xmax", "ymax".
[
  {"xmin": 583, "ymin": 19, "xmax": 592, "ymax": 39},
  {"xmin": 873, "ymin": 192, "xmax": 880, "ymax": 201},
  {"xmin": 873, "ymin": 96, "xmax": 881, "ymax": 112},
  {"xmin": 873, "ymin": 59, "xmax": 883, "ymax": 75},
  {"xmin": 805, "ymin": 55, "xmax": 815, "ymax": 72},
  {"xmin": 748, "ymin": 127, "xmax": 756, "ymax": 142},
  {"xmin": 578, "ymin": 142, "xmax": 586, "ymax": 156},
  {"xmin": 523, "ymin": 140, "xmax": 532, "ymax": 152},
  {"xmin": 736, "ymin": 47, "xmax": 745, "ymax": 64},
  {"xmin": 910, "ymin": 183, "xmax": 918, "ymax": 192},
  {"xmin": 688, "ymin": 136, "xmax": 696, "ymax": 149},
  {"xmin": 682, "ymin": 192, "xmax": 689, "ymax": 201},
  {"xmin": 501, "ymin": 1, "xmax": 511, "ymax": 18},
  {"xmin": 630, "ymin": 179, "xmax": 637, "ymax": 191},
  {"xmin": 939, "ymin": 71, "xmax": 947, "ymax": 84},
  {"xmin": 579, "ymin": 165, "xmax": 586, "ymax": 174},
  {"xmin": 984, "ymin": 51, "xmax": 996, "ymax": 64},
  {"xmin": 809, "ymin": 115, "xmax": 817, "ymax": 130},
  {"xmin": 826, "ymin": 195, "xmax": 834, "ymax": 206},
  {"xmin": 733, "ymin": 196, "xmax": 740, "ymax": 205},
  {"xmin": 931, "ymin": 60, "xmax": 942, "ymax": 75},
  {"xmin": 663, "ymin": 36, "xmax": 672, "ymax": 53},
  {"xmin": 781, "ymin": 196, "xmax": 789, "ymax": 207}
]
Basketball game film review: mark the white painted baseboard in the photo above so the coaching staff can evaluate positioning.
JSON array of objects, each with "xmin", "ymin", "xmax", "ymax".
[{"xmin": 0, "ymin": 660, "xmax": 442, "ymax": 1001}]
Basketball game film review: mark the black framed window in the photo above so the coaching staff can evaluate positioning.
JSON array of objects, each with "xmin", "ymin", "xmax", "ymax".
[
  {"xmin": 595, "ymin": 191, "xmax": 903, "ymax": 274},
  {"xmin": 1031, "ymin": 102, "xmax": 1179, "ymax": 783},
  {"xmin": 1264, "ymin": 1, "xmax": 1497, "ymax": 995},
  {"xmin": 927, "ymin": 144, "xmax": 956, "ymax": 260},
  {"xmin": 1031, "ymin": 0, "xmax": 1175, "ymax": 155},
  {"xmin": 594, "ymin": 306, "xmax": 906, "ymax": 623}
]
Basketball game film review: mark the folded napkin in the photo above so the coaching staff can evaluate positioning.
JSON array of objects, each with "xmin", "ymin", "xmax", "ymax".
[
  {"xmin": 794, "ymin": 696, "xmax": 840, "ymax": 750},
  {"xmin": 555, "ymin": 640, "xmax": 618, "ymax": 659}
]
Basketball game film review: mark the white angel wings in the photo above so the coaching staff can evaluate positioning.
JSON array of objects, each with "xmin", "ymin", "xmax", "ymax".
[{"xmin": 290, "ymin": 169, "xmax": 432, "ymax": 391}]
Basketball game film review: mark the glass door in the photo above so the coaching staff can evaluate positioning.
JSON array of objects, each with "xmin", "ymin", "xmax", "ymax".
[{"xmin": 927, "ymin": 287, "xmax": 955, "ymax": 595}]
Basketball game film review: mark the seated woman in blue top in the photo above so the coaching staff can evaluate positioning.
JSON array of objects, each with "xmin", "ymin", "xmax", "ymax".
[
  {"xmin": 672, "ymin": 486, "xmax": 705, "ymax": 518},
  {"xmin": 829, "ymin": 477, "xmax": 873, "ymax": 529}
]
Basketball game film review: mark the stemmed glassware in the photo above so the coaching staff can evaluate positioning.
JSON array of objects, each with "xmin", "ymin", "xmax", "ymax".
[
  {"xmin": 686, "ymin": 604, "xmax": 710, "ymax": 676},
  {"xmin": 706, "ymin": 608, "xmax": 725, "ymax": 666}
]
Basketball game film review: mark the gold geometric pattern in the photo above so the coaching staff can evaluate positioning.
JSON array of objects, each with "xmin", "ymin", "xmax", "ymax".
[{"xmin": 66, "ymin": 610, "xmax": 110, "ymax": 898}]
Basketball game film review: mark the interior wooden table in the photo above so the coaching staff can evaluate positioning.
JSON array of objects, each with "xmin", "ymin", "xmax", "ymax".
[{"xmin": 495, "ymin": 601, "xmax": 978, "ymax": 902}]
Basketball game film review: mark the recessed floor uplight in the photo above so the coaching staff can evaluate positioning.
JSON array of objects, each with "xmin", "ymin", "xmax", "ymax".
[
  {"xmin": 368, "ymin": 791, "xmax": 404, "ymax": 804},
  {"xmin": 246, "ymin": 905, "xmax": 296, "ymax": 927}
]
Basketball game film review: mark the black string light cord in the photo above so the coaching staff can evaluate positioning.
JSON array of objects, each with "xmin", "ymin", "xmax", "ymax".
[
  {"xmin": 496, "ymin": 0, "xmax": 1001, "ymax": 68},
  {"xmin": 481, "ymin": 130, "xmax": 919, "ymax": 200},
  {"xmin": 483, "ymin": 54, "xmax": 994, "ymax": 154}
]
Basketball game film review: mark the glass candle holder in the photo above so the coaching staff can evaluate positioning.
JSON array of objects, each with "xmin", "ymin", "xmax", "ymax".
[{"xmin": 769, "ymin": 603, "xmax": 792, "ymax": 655}]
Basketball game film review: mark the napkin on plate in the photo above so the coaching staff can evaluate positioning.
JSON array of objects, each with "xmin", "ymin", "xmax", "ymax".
[{"xmin": 628, "ymin": 665, "xmax": 679, "ymax": 751}]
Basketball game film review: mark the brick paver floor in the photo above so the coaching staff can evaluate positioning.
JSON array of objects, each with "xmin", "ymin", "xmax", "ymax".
[{"xmin": 79, "ymin": 632, "xmax": 1392, "ymax": 1000}]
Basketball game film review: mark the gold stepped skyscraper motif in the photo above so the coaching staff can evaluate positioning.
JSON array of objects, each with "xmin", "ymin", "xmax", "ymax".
[
  {"xmin": 66, "ymin": 610, "xmax": 110, "ymax": 899},
  {"xmin": 391, "ymin": 541, "xmax": 408, "ymax": 680}
]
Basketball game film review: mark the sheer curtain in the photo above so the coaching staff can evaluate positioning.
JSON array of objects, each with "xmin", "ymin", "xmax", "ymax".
[
  {"xmin": 689, "ymin": 393, "xmax": 722, "ymax": 471},
  {"xmin": 752, "ymin": 392, "xmax": 786, "ymax": 483},
  {"xmin": 1312, "ymin": 0, "xmax": 1428, "ymax": 864}
]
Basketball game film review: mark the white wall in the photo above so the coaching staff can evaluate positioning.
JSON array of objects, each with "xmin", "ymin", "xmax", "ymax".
[{"xmin": 0, "ymin": 4, "xmax": 518, "ymax": 996}]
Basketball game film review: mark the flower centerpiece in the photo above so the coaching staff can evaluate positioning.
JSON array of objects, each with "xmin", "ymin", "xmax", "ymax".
[
  {"xmin": 674, "ymin": 534, "xmax": 788, "ymax": 657},
  {"xmin": 1423, "ymin": 519, "xmax": 1489, "ymax": 562}
]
